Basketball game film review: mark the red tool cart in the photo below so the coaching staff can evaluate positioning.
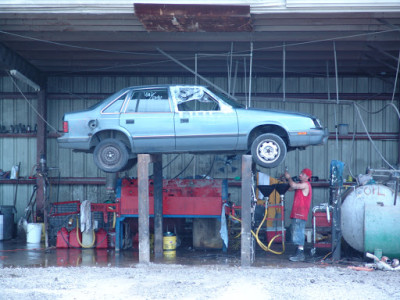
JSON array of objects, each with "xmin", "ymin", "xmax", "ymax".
[{"xmin": 311, "ymin": 204, "xmax": 333, "ymax": 256}]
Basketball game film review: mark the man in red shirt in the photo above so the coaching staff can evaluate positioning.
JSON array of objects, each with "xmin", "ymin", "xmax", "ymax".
[{"xmin": 284, "ymin": 168, "xmax": 313, "ymax": 262}]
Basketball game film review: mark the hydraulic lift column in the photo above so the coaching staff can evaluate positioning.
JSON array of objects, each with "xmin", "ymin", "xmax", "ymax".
[
  {"xmin": 241, "ymin": 155, "xmax": 253, "ymax": 267},
  {"xmin": 138, "ymin": 154, "xmax": 151, "ymax": 264}
]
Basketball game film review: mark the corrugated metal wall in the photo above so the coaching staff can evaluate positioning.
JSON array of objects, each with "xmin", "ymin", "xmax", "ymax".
[{"xmin": 0, "ymin": 75, "xmax": 398, "ymax": 225}]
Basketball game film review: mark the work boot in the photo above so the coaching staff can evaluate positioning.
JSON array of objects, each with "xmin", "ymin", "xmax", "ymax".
[{"xmin": 289, "ymin": 248, "xmax": 305, "ymax": 262}]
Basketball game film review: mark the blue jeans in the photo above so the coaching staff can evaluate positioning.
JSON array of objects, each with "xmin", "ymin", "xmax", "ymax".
[{"xmin": 291, "ymin": 218, "xmax": 306, "ymax": 247}]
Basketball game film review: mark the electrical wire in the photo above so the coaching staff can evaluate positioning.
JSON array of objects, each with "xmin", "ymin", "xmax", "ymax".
[
  {"xmin": 172, "ymin": 155, "xmax": 195, "ymax": 179},
  {"xmin": 392, "ymin": 49, "xmax": 400, "ymax": 103},
  {"xmin": 354, "ymin": 103, "xmax": 396, "ymax": 170}
]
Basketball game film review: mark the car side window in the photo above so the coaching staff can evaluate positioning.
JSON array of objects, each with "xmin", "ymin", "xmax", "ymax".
[
  {"xmin": 176, "ymin": 88, "xmax": 220, "ymax": 112},
  {"xmin": 125, "ymin": 89, "xmax": 170, "ymax": 113},
  {"xmin": 102, "ymin": 92, "xmax": 128, "ymax": 114}
]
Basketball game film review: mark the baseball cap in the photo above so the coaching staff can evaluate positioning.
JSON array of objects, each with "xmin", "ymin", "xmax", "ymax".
[{"xmin": 301, "ymin": 168, "xmax": 312, "ymax": 178}]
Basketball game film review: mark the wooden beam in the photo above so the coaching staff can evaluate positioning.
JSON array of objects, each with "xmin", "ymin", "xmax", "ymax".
[
  {"xmin": 138, "ymin": 154, "xmax": 151, "ymax": 264},
  {"xmin": 241, "ymin": 155, "xmax": 253, "ymax": 267}
]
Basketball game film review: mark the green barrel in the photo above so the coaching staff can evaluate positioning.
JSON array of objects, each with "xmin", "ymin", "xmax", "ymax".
[{"xmin": 364, "ymin": 203, "xmax": 400, "ymax": 258}]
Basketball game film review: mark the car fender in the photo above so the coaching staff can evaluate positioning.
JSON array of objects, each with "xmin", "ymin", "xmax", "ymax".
[{"xmin": 89, "ymin": 127, "xmax": 134, "ymax": 151}]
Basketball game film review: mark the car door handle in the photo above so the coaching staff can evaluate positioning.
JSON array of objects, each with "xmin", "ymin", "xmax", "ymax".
[
  {"xmin": 180, "ymin": 118, "xmax": 189, "ymax": 123},
  {"xmin": 126, "ymin": 119, "xmax": 135, "ymax": 124}
]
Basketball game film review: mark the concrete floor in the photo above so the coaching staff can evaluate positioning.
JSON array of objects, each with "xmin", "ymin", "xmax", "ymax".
[{"xmin": 0, "ymin": 237, "xmax": 338, "ymax": 268}]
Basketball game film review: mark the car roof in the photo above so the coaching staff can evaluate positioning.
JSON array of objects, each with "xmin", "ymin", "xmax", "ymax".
[{"xmin": 124, "ymin": 84, "xmax": 207, "ymax": 90}]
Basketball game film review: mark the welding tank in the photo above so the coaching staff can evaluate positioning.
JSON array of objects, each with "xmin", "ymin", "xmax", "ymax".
[{"xmin": 341, "ymin": 184, "xmax": 400, "ymax": 258}]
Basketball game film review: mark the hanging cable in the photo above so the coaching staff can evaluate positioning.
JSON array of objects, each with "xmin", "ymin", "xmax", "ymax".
[
  {"xmin": 392, "ymin": 49, "xmax": 400, "ymax": 103},
  {"xmin": 354, "ymin": 103, "xmax": 396, "ymax": 170},
  {"xmin": 172, "ymin": 155, "xmax": 195, "ymax": 179},
  {"xmin": 7, "ymin": 71, "xmax": 58, "ymax": 132}
]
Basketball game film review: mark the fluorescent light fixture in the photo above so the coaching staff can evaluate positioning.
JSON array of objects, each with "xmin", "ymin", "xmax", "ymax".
[{"xmin": 9, "ymin": 69, "xmax": 41, "ymax": 91}]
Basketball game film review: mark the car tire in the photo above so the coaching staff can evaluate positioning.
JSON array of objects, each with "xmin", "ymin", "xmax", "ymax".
[
  {"xmin": 251, "ymin": 133, "xmax": 287, "ymax": 168},
  {"xmin": 93, "ymin": 138, "xmax": 129, "ymax": 173}
]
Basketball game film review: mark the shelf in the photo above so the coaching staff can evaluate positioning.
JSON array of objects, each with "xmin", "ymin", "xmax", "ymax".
[
  {"xmin": 0, "ymin": 132, "xmax": 61, "ymax": 138},
  {"xmin": 0, "ymin": 177, "xmax": 106, "ymax": 185},
  {"xmin": 328, "ymin": 132, "xmax": 398, "ymax": 140}
]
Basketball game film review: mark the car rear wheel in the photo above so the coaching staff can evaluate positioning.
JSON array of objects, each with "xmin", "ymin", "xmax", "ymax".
[
  {"xmin": 251, "ymin": 133, "xmax": 287, "ymax": 168},
  {"xmin": 93, "ymin": 138, "xmax": 129, "ymax": 173}
]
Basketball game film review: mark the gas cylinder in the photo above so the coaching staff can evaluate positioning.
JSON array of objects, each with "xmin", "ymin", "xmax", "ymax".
[
  {"xmin": 69, "ymin": 228, "xmax": 82, "ymax": 248},
  {"xmin": 56, "ymin": 227, "xmax": 69, "ymax": 248}
]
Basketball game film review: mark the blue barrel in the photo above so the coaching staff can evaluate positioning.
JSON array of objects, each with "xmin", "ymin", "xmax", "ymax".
[
  {"xmin": 364, "ymin": 204, "xmax": 400, "ymax": 258},
  {"xmin": 0, "ymin": 206, "xmax": 14, "ymax": 240}
]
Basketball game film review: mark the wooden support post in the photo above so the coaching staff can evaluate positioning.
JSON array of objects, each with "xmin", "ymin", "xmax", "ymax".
[
  {"xmin": 153, "ymin": 154, "xmax": 163, "ymax": 259},
  {"xmin": 138, "ymin": 154, "xmax": 151, "ymax": 264},
  {"xmin": 241, "ymin": 155, "xmax": 252, "ymax": 267},
  {"xmin": 35, "ymin": 89, "xmax": 46, "ymax": 221}
]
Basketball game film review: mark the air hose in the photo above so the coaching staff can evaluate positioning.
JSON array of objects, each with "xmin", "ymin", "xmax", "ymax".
[{"xmin": 229, "ymin": 207, "xmax": 285, "ymax": 255}]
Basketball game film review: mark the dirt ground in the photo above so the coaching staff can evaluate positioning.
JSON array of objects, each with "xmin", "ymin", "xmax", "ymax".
[{"xmin": 1, "ymin": 262, "xmax": 400, "ymax": 300}]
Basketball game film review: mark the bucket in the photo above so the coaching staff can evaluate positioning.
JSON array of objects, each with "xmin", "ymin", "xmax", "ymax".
[
  {"xmin": 163, "ymin": 250, "xmax": 176, "ymax": 260},
  {"xmin": 163, "ymin": 232, "xmax": 177, "ymax": 250},
  {"xmin": 26, "ymin": 223, "xmax": 42, "ymax": 243}
]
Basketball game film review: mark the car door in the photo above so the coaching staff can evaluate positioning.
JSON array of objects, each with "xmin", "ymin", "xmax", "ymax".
[
  {"xmin": 120, "ymin": 87, "xmax": 175, "ymax": 153},
  {"xmin": 172, "ymin": 86, "xmax": 238, "ymax": 151}
]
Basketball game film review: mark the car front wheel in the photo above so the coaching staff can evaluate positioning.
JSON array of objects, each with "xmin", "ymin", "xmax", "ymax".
[
  {"xmin": 93, "ymin": 138, "xmax": 129, "ymax": 173},
  {"xmin": 251, "ymin": 133, "xmax": 287, "ymax": 168}
]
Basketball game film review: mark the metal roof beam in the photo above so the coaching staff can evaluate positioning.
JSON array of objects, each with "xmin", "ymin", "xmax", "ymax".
[{"xmin": 0, "ymin": 42, "xmax": 46, "ymax": 88}]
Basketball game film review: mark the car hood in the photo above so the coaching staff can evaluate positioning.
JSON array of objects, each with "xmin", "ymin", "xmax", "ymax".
[
  {"xmin": 234, "ymin": 107, "xmax": 318, "ymax": 131},
  {"xmin": 239, "ymin": 107, "xmax": 315, "ymax": 119}
]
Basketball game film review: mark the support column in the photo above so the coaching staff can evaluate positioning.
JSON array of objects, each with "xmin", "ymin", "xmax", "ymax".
[
  {"xmin": 241, "ymin": 155, "xmax": 252, "ymax": 267},
  {"xmin": 138, "ymin": 154, "xmax": 151, "ymax": 264},
  {"xmin": 35, "ymin": 89, "xmax": 47, "ymax": 221},
  {"xmin": 153, "ymin": 154, "xmax": 163, "ymax": 259}
]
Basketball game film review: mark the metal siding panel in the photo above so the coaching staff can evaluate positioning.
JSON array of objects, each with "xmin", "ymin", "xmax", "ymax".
[
  {"xmin": 313, "ymin": 77, "xmax": 326, "ymax": 93},
  {"xmin": 342, "ymin": 77, "xmax": 356, "ymax": 93},
  {"xmin": 73, "ymin": 77, "xmax": 88, "ymax": 93},
  {"xmin": 356, "ymin": 77, "xmax": 369, "ymax": 93},
  {"xmin": 271, "ymin": 78, "xmax": 282, "ymax": 93},
  {"xmin": 299, "ymin": 77, "xmax": 313, "ymax": 93},
  {"xmin": 287, "ymin": 77, "xmax": 299, "ymax": 93}
]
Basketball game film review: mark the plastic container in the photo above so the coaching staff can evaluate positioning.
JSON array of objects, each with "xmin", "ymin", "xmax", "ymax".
[
  {"xmin": 26, "ymin": 223, "xmax": 42, "ymax": 243},
  {"xmin": 163, "ymin": 232, "xmax": 177, "ymax": 250},
  {"xmin": 96, "ymin": 228, "xmax": 108, "ymax": 249},
  {"xmin": 56, "ymin": 227, "xmax": 69, "ymax": 248},
  {"xmin": 0, "ymin": 206, "xmax": 14, "ymax": 240}
]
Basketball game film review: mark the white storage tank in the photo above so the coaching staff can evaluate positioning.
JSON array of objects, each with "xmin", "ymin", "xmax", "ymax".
[{"xmin": 341, "ymin": 184, "xmax": 400, "ymax": 257}]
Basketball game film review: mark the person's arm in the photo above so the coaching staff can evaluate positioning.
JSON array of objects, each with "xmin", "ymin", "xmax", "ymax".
[{"xmin": 284, "ymin": 171, "xmax": 309, "ymax": 192}]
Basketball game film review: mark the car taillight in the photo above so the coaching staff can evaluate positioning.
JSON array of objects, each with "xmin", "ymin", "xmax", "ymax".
[{"xmin": 63, "ymin": 121, "xmax": 69, "ymax": 133}]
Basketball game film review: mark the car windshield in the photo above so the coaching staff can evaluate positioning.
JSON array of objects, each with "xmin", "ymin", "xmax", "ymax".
[{"xmin": 207, "ymin": 87, "xmax": 244, "ymax": 108}]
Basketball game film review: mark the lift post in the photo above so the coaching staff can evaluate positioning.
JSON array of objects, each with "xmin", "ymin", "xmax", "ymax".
[
  {"xmin": 153, "ymin": 154, "xmax": 163, "ymax": 259},
  {"xmin": 241, "ymin": 155, "xmax": 253, "ymax": 266},
  {"xmin": 138, "ymin": 154, "xmax": 151, "ymax": 264}
]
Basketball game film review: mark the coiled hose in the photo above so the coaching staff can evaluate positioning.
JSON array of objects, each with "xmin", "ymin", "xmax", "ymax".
[{"xmin": 229, "ymin": 207, "xmax": 285, "ymax": 255}]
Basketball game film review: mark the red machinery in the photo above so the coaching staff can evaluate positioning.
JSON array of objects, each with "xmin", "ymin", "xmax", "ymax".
[
  {"xmin": 312, "ymin": 204, "xmax": 333, "ymax": 255},
  {"xmin": 117, "ymin": 178, "xmax": 227, "ymax": 217},
  {"xmin": 115, "ymin": 178, "xmax": 228, "ymax": 250},
  {"xmin": 50, "ymin": 179, "xmax": 228, "ymax": 250}
]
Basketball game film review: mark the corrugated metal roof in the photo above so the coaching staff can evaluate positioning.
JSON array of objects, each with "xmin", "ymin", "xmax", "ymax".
[{"xmin": 0, "ymin": 1, "xmax": 399, "ymax": 14}]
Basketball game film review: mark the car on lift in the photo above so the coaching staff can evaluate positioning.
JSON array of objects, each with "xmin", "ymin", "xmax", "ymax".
[{"xmin": 58, "ymin": 85, "xmax": 328, "ymax": 173}]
